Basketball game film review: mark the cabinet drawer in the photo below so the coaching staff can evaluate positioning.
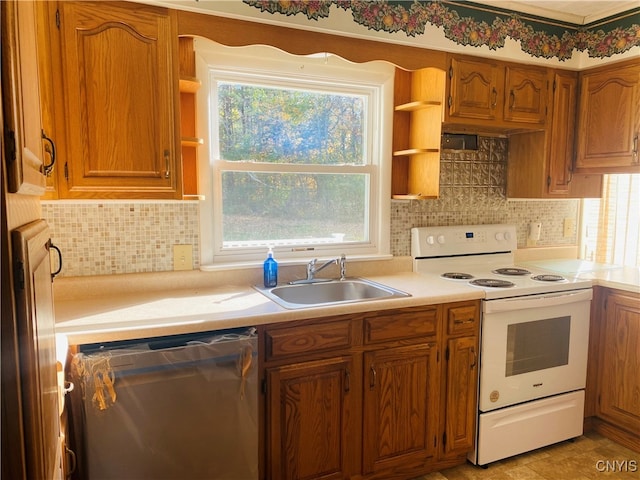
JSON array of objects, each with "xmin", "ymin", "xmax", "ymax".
[
  {"xmin": 446, "ymin": 302, "xmax": 479, "ymax": 336},
  {"xmin": 364, "ymin": 306, "xmax": 438, "ymax": 344},
  {"xmin": 264, "ymin": 319, "xmax": 353, "ymax": 361}
]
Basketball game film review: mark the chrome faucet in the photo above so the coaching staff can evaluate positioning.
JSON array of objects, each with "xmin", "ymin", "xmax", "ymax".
[
  {"xmin": 338, "ymin": 253, "xmax": 346, "ymax": 280},
  {"xmin": 290, "ymin": 254, "xmax": 347, "ymax": 284}
]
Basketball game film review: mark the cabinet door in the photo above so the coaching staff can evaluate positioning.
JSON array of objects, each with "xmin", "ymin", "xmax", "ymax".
[
  {"xmin": 1, "ymin": 0, "xmax": 47, "ymax": 195},
  {"xmin": 12, "ymin": 220, "xmax": 60, "ymax": 479},
  {"xmin": 265, "ymin": 356, "xmax": 355, "ymax": 480},
  {"xmin": 547, "ymin": 72, "xmax": 577, "ymax": 195},
  {"xmin": 503, "ymin": 65, "xmax": 547, "ymax": 124},
  {"xmin": 448, "ymin": 57, "xmax": 499, "ymax": 121},
  {"xmin": 576, "ymin": 63, "xmax": 640, "ymax": 172},
  {"xmin": 443, "ymin": 336, "xmax": 478, "ymax": 457},
  {"xmin": 597, "ymin": 292, "xmax": 640, "ymax": 434},
  {"xmin": 362, "ymin": 343, "xmax": 439, "ymax": 474},
  {"xmin": 57, "ymin": 1, "xmax": 181, "ymax": 198}
]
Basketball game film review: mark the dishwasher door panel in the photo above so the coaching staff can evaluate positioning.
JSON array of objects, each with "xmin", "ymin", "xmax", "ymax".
[{"xmin": 75, "ymin": 331, "xmax": 258, "ymax": 480}]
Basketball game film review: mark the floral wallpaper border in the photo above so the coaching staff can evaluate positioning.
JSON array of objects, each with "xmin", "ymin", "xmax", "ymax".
[{"xmin": 243, "ymin": 0, "xmax": 640, "ymax": 60}]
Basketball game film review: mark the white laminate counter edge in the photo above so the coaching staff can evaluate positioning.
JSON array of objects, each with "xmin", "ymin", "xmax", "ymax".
[{"xmin": 55, "ymin": 272, "xmax": 483, "ymax": 345}]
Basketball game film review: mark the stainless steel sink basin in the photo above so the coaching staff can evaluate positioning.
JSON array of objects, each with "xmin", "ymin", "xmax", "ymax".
[{"xmin": 255, "ymin": 277, "xmax": 410, "ymax": 309}]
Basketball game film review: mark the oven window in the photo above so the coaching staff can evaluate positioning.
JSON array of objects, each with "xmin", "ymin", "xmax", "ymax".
[{"xmin": 505, "ymin": 316, "xmax": 570, "ymax": 377}]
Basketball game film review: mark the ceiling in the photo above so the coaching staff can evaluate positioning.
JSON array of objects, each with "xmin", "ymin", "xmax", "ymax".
[{"xmin": 469, "ymin": 1, "xmax": 638, "ymax": 25}]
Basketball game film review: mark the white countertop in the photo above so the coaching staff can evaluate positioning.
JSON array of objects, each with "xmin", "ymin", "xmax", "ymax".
[
  {"xmin": 54, "ymin": 257, "xmax": 639, "ymax": 347},
  {"xmin": 518, "ymin": 259, "xmax": 639, "ymax": 294},
  {"xmin": 54, "ymin": 272, "xmax": 483, "ymax": 345}
]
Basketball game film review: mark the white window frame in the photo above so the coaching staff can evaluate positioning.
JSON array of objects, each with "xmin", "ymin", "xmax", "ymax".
[{"xmin": 195, "ymin": 42, "xmax": 394, "ymax": 268}]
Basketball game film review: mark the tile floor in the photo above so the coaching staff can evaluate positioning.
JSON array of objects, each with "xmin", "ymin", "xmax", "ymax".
[{"xmin": 414, "ymin": 432, "xmax": 639, "ymax": 480}]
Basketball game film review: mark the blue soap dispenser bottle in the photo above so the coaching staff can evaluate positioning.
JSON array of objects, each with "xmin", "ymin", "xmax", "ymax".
[{"xmin": 263, "ymin": 247, "xmax": 278, "ymax": 288}]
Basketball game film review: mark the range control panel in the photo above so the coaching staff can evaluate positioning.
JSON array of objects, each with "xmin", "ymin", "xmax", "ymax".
[{"xmin": 411, "ymin": 224, "xmax": 517, "ymax": 258}]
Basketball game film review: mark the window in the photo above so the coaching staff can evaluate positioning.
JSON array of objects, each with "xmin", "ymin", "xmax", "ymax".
[
  {"xmin": 581, "ymin": 174, "xmax": 640, "ymax": 267},
  {"xmin": 197, "ymin": 43, "xmax": 394, "ymax": 266}
]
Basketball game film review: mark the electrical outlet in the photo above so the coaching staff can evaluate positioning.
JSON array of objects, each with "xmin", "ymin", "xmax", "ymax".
[
  {"xmin": 563, "ymin": 218, "xmax": 575, "ymax": 238},
  {"xmin": 173, "ymin": 244, "xmax": 193, "ymax": 271}
]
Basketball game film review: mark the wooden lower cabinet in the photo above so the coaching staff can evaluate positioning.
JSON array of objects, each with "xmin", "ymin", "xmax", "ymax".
[
  {"xmin": 586, "ymin": 287, "xmax": 640, "ymax": 453},
  {"xmin": 265, "ymin": 356, "xmax": 357, "ymax": 480},
  {"xmin": 440, "ymin": 301, "xmax": 479, "ymax": 460},
  {"xmin": 362, "ymin": 343, "xmax": 439, "ymax": 475},
  {"xmin": 259, "ymin": 300, "xmax": 480, "ymax": 480},
  {"xmin": 442, "ymin": 336, "xmax": 477, "ymax": 457}
]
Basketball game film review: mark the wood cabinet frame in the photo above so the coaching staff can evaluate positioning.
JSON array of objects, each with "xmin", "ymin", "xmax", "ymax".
[
  {"xmin": 576, "ymin": 59, "xmax": 640, "ymax": 174},
  {"xmin": 444, "ymin": 54, "xmax": 548, "ymax": 133},
  {"xmin": 585, "ymin": 286, "xmax": 640, "ymax": 453},
  {"xmin": 258, "ymin": 300, "xmax": 480, "ymax": 480},
  {"xmin": 38, "ymin": 1, "xmax": 183, "ymax": 199}
]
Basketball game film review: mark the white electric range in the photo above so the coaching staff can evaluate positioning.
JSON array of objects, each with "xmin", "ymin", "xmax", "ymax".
[{"xmin": 411, "ymin": 224, "xmax": 593, "ymax": 466}]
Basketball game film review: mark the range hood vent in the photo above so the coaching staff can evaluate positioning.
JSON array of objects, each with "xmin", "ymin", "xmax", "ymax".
[{"xmin": 441, "ymin": 133, "xmax": 478, "ymax": 150}]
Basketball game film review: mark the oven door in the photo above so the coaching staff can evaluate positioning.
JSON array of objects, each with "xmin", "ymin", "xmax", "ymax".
[{"xmin": 479, "ymin": 288, "xmax": 592, "ymax": 412}]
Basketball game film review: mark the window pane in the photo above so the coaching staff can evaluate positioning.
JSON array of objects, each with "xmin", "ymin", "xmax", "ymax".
[
  {"xmin": 221, "ymin": 171, "xmax": 368, "ymax": 247},
  {"xmin": 218, "ymin": 83, "xmax": 365, "ymax": 165}
]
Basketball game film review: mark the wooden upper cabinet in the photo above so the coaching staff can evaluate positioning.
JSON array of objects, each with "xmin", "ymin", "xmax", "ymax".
[
  {"xmin": 447, "ymin": 56, "xmax": 499, "ymax": 122},
  {"xmin": 1, "ymin": 0, "xmax": 48, "ymax": 195},
  {"xmin": 54, "ymin": 1, "xmax": 182, "ymax": 198},
  {"xmin": 507, "ymin": 70, "xmax": 601, "ymax": 199},
  {"xmin": 446, "ymin": 54, "xmax": 547, "ymax": 129},
  {"xmin": 547, "ymin": 71, "xmax": 578, "ymax": 194},
  {"xmin": 576, "ymin": 60, "xmax": 640, "ymax": 173},
  {"xmin": 503, "ymin": 65, "xmax": 547, "ymax": 124}
]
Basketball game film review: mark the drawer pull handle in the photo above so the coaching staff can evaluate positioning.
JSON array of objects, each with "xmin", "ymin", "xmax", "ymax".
[
  {"xmin": 65, "ymin": 446, "xmax": 77, "ymax": 476},
  {"xmin": 163, "ymin": 149, "xmax": 170, "ymax": 179},
  {"xmin": 470, "ymin": 348, "xmax": 477, "ymax": 369},
  {"xmin": 454, "ymin": 318, "xmax": 474, "ymax": 324},
  {"xmin": 42, "ymin": 130, "xmax": 56, "ymax": 176},
  {"xmin": 369, "ymin": 365, "xmax": 377, "ymax": 389}
]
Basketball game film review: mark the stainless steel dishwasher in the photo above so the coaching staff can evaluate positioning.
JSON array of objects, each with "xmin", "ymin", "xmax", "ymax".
[{"xmin": 71, "ymin": 327, "xmax": 258, "ymax": 480}]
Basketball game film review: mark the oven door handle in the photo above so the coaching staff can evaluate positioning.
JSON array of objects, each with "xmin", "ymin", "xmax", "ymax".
[{"xmin": 484, "ymin": 289, "xmax": 593, "ymax": 314}]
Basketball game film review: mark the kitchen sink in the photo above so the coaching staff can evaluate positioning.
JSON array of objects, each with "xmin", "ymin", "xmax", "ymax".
[{"xmin": 255, "ymin": 277, "xmax": 410, "ymax": 309}]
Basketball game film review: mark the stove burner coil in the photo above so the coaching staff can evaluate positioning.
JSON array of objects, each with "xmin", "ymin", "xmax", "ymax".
[
  {"xmin": 442, "ymin": 272, "xmax": 474, "ymax": 280},
  {"xmin": 531, "ymin": 274, "xmax": 566, "ymax": 282},
  {"xmin": 470, "ymin": 278, "xmax": 515, "ymax": 288},
  {"xmin": 492, "ymin": 267, "xmax": 531, "ymax": 276}
]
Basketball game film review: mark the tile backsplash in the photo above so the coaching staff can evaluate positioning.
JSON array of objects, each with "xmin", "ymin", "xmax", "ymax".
[
  {"xmin": 42, "ymin": 201, "xmax": 200, "ymax": 277},
  {"xmin": 42, "ymin": 137, "xmax": 579, "ymax": 277},
  {"xmin": 390, "ymin": 137, "xmax": 579, "ymax": 256}
]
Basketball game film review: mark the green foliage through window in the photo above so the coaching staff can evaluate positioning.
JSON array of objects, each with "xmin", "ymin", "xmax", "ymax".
[
  {"xmin": 215, "ymin": 78, "xmax": 372, "ymax": 249},
  {"xmin": 218, "ymin": 83, "xmax": 365, "ymax": 165}
]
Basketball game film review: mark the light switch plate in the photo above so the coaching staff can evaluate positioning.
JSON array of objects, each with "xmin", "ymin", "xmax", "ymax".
[{"xmin": 173, "ymin": 244, "xmax": 193, "ymax": 271}]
